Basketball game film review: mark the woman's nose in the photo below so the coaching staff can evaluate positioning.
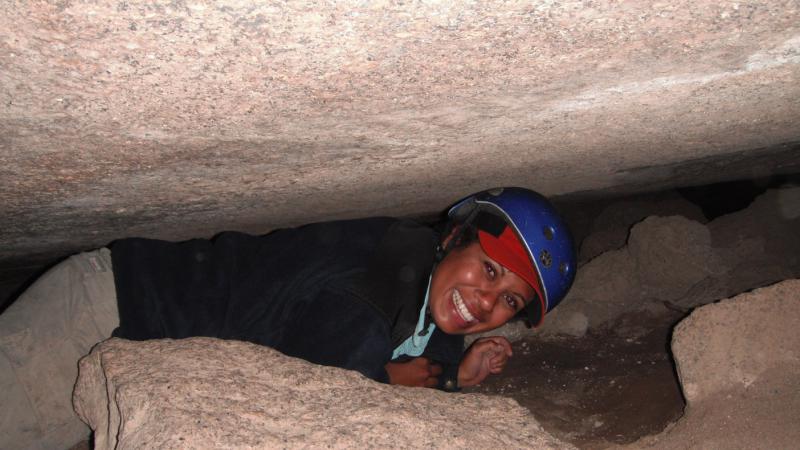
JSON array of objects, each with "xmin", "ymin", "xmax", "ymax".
[{"xmin": 477, "ymin": 289, "xmax": 498, "ymax": 312}]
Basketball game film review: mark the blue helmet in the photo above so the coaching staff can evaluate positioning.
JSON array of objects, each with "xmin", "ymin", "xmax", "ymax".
[{"xmin": 448, "ymin": 187, "xmax": 576, "ymax": 326}]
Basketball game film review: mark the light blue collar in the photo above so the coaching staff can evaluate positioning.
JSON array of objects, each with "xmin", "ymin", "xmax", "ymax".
[{"xmin": 391, "ymin": 275, "xmax": 436, "ymax": 359}]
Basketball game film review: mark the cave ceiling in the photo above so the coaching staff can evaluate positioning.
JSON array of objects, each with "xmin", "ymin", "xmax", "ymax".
[{"xmin": 1, "ymin": 0, "xmax": 799, "ymax": 263}]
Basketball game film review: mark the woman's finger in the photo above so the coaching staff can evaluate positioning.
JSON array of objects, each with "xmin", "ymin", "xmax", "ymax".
[{"xmin": 480, "ymin": 336, "xmax": 513, "ymax": 356}]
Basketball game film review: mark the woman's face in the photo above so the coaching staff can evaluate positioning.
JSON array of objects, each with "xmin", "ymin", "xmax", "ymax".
[{"xmin": 429, "ymin": 239, "xmax": 535, "ymax": 335}]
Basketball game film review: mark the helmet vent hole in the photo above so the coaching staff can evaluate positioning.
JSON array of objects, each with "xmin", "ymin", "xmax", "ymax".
[
  {"xmin": 559, "ymin": 261, "xmax": 568, "ymax": 275},
  {"xmin": 543, "ymin": 226, "xmax": 555, "ymax": 240},
  {"xmin": 540, "ymin": 250, "xmax": 552, "ymax": 268}
]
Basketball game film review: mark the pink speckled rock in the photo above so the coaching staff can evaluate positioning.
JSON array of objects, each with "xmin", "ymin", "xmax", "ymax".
[
  {"xmin": 2, "ymin": 1, "xmax": 799, "ymax": 262},
  {"xmin": 73, "ymin": 337, "xmax": 572, "ymax": 449}
]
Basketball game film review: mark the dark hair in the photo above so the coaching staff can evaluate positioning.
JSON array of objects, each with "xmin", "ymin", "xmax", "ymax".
[{"xmin": 440, "ymin": 220, "xmax": 479, "ymax": 250}]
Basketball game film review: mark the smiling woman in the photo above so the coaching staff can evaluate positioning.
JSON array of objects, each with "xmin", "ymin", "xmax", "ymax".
[
  {"xmin": 412, "ymin": 187, "xmax": 577, "ymax": 387},
  {"xmin": 0, "ymin": 186, "xmax": 576, "ymax": 449},
  {"xmin": 428, "ymin": 239, "xmax": 535, "ymax": 335},
  {"xmin": 442, "ymin": 188, "xmax": 577, "ymax": 327}
]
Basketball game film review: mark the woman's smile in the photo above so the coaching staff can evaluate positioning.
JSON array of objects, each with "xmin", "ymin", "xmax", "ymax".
[{"xmin": 451, "ymin": 288, "xmax": 477, "ymax": 326}]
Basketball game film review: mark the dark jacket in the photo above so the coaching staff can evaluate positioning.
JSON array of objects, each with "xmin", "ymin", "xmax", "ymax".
[{"xmin": 110, "ymin": 217, "xmax": 463, "ymax": 388}]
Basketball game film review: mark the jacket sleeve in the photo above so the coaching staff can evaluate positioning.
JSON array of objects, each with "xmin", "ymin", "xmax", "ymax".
[
  {"xmin": 275, "ymin": 285, "xmax": 394, "ymax": 384},
  {"xmin": 421, "ymin": 328, "xmax": 465, "ymax": 392}
]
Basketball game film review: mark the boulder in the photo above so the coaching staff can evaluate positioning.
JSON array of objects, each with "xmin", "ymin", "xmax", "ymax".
[
  {"xmin": 579, "ymin": 194, "xmax": 706, "ymax": 263},
  {"xmin": 536, "ymin": 187, "xmax": 800, "ymax": 336},
  {"xmin": 625, "ymin": 279, "xmax": 800, "ymax": 449},
  {"xmin": 671, "ymin": 186, "xmax": 800, "ymax": 309},
  {"xmin": 671, "ymin": 279, "xmax": 800, "ymax": 404},
  {"xmin": 540, "ymin": 215, "xmax": 718, "ymax": 335},
  {"xmin": 73, "ymin": 337, "xmax": 573, "ymax": 449},
  {"xmin": 627, "ymin": 215, "xmax": 720, "ymax": 301}
]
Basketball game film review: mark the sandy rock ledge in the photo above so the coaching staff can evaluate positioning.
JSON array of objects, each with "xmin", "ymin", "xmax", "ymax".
[{"xmin": 73, "ymin": 337, "xmax": 572, "ymax": 449}]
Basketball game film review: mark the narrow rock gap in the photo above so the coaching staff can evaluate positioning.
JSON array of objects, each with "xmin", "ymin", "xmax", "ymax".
[{"xmin": 1, "ymin": 177, "xmax": 798, "ymax": 449}]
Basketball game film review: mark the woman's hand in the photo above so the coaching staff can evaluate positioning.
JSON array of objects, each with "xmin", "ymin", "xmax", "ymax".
[
  {"xmin": 458, "ymin": 336, "xmax": 513, "ymax": 387},
  {"xmin": 385, "ymin": 357, "xmax": 443, "ymax": 388}
]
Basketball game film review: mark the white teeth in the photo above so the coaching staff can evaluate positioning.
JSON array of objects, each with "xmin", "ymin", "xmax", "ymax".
[{"xmin": 452, "ymin": 289, "xmax": 476, "ymax": 323}]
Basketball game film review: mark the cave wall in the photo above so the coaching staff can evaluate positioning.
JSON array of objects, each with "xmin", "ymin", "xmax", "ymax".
[{"xmin": 1, "ymin": 0, "xmax": 799, "ymax": 263}]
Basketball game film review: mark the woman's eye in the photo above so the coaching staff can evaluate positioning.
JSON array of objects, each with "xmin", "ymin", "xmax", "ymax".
[
  {"xmin": 484, "ymin": 262, "xmax": 496, "ymax": 279},
  {"xmin": 504, "ymin": 294, "xmax": 518, "ymax": 309}
]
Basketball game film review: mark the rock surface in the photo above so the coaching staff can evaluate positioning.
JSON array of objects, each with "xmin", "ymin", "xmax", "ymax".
[
  {"xmin": 672, "ymin": 280, "xmax": 800, "ymax": 404},
  {"xmin": 622, "ymin": 278, "xmax": 800, "ymax": 449},
  {"xmin": 578, "ymin": 193, "xmax": 706, "ymax": 263},
  {"xmin": 2, "ymin": 0, "xmax": 800, "ymax": 264},
  {"xmin": 537, "ymin": 186, "xmax": 800, "ymax": 336},
  {"xmin": 539, "ymin": 214, "xmax": 719, "ymax": 334},
  {"xmin": 73, "ymin": 337, "xmax": 573, "ymax": 449}
]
